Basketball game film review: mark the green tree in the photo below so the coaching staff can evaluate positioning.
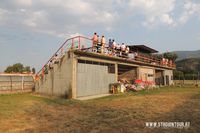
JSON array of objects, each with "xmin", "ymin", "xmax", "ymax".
[
  {"xmin": 4, "ymin": 63, "xmax": 33, "ymax": 73},
  {"xmin": 4, "ymin": 63, "xmax": 24, "ymax": 73},
  {"xmin": 23, "ymin": 66, "xmax": 31, "ymax": 73},
  {"xmin": 163, "ymin": 52, "xmax": 178, "ymax": 61},
  {"xmin": 173, "ymin": 70, "xmax": 184, "ymax": 80}
]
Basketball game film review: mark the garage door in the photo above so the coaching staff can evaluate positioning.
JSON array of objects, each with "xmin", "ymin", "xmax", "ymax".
[{"xmin": 76, "ymin": 63, "xmax": 116, "ymax": 97}]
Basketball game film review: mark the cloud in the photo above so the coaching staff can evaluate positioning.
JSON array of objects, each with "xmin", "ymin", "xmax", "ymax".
[
  {"xmin": 128, "ymin": 0, "xmax": 176, "ymax": 27},
  {"xmin": 178, "ymin": 0, "xmax": 200, "ymax": 25},
  {"xmin": 15, "ymin": 0, "xmax": 32, "ymax": 6},
  {"xmin": 0, "ymin": 0, "xmax": 200, "ymax": 38},
  {"xmin": 0, "ymin": 0, "xmax": 119, "ymax": 38},
  {"xmin": 0, "ymin": 8, "xmax": 8, "ymax": 24}
]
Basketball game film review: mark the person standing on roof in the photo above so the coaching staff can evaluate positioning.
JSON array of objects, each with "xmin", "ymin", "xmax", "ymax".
[
  {"xmin": 111, "ymin": 39, "xmax": 117, "ymax": 56},
  {"xmin": 121, "ymin": 43, "xmax": 126, "ymax": 57},
  {"xmin": 121, "ymin": 43, "xmax": 126, "ymax": 52},
  {"xmin": 112, "ymin": 39, "xmax": 116, "ymax": 49},
  {"xmin": 92, "ymin": 32, "xmax": 98, "ymax": 50},
  {"xmin": 116, "ymin": 43, "xmax": 121, "ymax": 56},
  {"xmin": 109, "ymin": 39, "xmax": 112, "ymax": 49},
  {"xmin": 96, "ymin": 35, "xmax": 101, "ymax": 52},
  {"xmin": 101, "ymin": 35, "xmax": 106, "ymax": 54}
]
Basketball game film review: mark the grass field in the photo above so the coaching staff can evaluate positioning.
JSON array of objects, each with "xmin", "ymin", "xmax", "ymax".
[{"xmin": 0, "ymin": 87, "xmax": 200, "ymax": 133}]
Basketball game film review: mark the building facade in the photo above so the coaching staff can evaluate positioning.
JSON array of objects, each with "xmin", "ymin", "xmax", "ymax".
[{"xmin": 35, "ymin": 36, "xmax": 175, "ymax": 98}]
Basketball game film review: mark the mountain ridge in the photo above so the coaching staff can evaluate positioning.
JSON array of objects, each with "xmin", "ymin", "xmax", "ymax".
[{"xmin": 172, "ymin": 50, "xmax": 200, "ymax": 61}]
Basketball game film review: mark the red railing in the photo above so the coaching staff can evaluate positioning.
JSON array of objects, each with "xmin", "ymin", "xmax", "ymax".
[
  {"xmin": 36, "ymin": 36, "xmax": 175, "ymax": 79},
  {"xmin": 135, "ymin": 53, "xmax": 175, "ymax": 68},
  {"xmin": 36, "ymin": 36, "xmax": 92, "ymax": 76}
]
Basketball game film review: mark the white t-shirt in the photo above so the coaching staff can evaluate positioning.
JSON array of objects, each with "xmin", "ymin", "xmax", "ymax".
[
  {"xmin": 112, "ymin": 41, "xmax": 117, "ymax": 48},
  {"xmin": 116, "ymin": 44, "xmax": 121, "ymax": 50},
  {"xmin": 121, "ymin": 44, "xmax": 126, "ymax": 51}
]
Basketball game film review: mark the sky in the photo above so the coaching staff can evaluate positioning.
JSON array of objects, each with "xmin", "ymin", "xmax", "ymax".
[{"xmin": 0, "ymin": 0, "xmax": 200, "ymax": 72}]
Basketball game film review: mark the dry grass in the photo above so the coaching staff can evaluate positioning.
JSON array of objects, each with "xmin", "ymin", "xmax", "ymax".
[{"xmin": 0, "ymin": 87, "xmax": 200, "ymax": 133}]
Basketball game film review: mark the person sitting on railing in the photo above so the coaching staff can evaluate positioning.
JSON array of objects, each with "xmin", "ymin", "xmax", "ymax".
[
  {"xmin": 48, "ymin": 60, "xmax": 53, "ymax": 70},
  {"xmin": 44, "ymin": 64, "xmax": 48, "ymax": 74},
  {"xmin": 60, "ymin": 47, "xmax": 65, "ymax": 57},
  {"xmin": 53, "ymin": 54, "xmax": 59, "ymax": 64},
  {"xmin": 101, "ymin": 35, "xmax": 106, "ymax": 54}
]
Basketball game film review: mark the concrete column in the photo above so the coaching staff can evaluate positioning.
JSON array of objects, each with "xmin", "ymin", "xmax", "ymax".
[
  {"xmin": 153, "ymin": 69, "xmax": 156, "ymax": 83},
  {"xmin": 163, "ymin": 71, "xmax": 166, "ymax": 86},
  {"xmin": 137, "ymin": 67, "xmax": 140, "ymax": 79},
  {"xmin": 115, "ymin": 63, "xmax": 118, "ymax": 82},
  {"xmin": 22, "ymin": 76, "xmax": 24, "ymax": 91},
  {"xmin": 71, "ymin": 53, "xmax": 77, "ymax": 99},
  {"xmin": 50, "ymin": 69, "xmax": 54, "ymax": 96}
]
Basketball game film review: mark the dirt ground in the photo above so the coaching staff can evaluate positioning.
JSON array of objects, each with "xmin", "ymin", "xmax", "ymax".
[{"xmin": 0, "ymin": 87, "xmax": 200, "ymax": 133}]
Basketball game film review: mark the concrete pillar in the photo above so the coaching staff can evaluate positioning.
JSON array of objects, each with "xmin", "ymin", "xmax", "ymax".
[
  {"xmin": 71, "ymin": 53, "xmax": 77, "ymax": 99},
  {"xmin": 115, "ymin": 63, "xmax": 118, "ymax": 82},
  {"xmin": 153, "ymin": 69, "xmax": 156, "ymax": 83},
  {"xmin": 22, "ymin": 76, "xmax": 24, "ymax": 91},
  {"xmin": 163, "ymin": 71, "xmax": 166, "ymax": 86},
  {"xmin": 137, "ymin": 67, "xmax": 140, "ymax": 79}
]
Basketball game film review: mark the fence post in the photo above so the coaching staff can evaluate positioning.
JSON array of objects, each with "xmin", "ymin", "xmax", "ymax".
[
  {"xmin": 22, "ymin": 76, "xmax": 24, "ymax": 91},
  {"xmin": 10, "ymin": 76, "xmax": 12, "ymax": 92}
]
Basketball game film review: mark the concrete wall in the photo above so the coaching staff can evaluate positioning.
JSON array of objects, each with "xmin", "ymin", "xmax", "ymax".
[
  {"xmin": 36, "ymin": 52, "xmax": 73, "ymax": 98},
  {"xmin": 163, "ymin": 69, "xmax": 173, "ymax": 85},
  {"xmin": 35, "ymin": 51, "xmax": 174, "ymax": 99},
  {"xmin": 138, "ymin": 67, "xmax": 155, "ymax": 82},
  {"xmin": 0, "ymin": 75, "xmax": 34, "ymax": 93},
  {"xmin": 76, "ymin": 63, "xmax": 116, "ymax": 97}
]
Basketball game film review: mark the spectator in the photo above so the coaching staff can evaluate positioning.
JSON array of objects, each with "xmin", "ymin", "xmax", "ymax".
[
  {"xmin": 125, "ymin": 46, "xmax": 129, "ymax": 54},
  {"xmin": 92, "ymin": 32, "xmax": 98, "ymax": 48},
  {"xmin": 121, "ymin": 43, "xmax": 126, "ymax": 57},
  {"xmin": 116, "ymin": 43, "xmax": 121, "ymax": 56},
  {"xmin": 60, "ymin": 47, "xmax": 65, "ymax": 57},
  {"xmin": 53, "ymin": 54, "xmax": 59, "ymax": 64},
  {"xmin": 169, "ymin": 60, "xmax": 173, "ymax": 67},
  {"xmin": 112, "ymin": 39, "xmax": 117, "ymax": 49},
  {"xmin": 101, "ymin": 35, "xmax": 106, "ymax": 53},
  {"xmin": 116, "ymin": 43, "xmax": 121, "ymax": 51},
  {"xmin": 109, "ymin": 39, "xmax": 112, "ymax": 49},
  {"xmin": 96, "ymin": 35, "xmax": 101, "ymax": 52},
  {"xmin": 49, "ymin": 60, "xmax": 53, "ymax": 69},
  {"xmin": 121, "ymin": 43, "xmax": 126, "ymax": 52}
]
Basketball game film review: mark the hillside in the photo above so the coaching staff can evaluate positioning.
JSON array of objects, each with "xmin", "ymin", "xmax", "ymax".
[
  {"xmin": 174, "ymin": 50, "xmax": 200, "ymax": 61},
  {"xmin": 175, "ymin": 58, "xmax": 200, "ymax": 73}
]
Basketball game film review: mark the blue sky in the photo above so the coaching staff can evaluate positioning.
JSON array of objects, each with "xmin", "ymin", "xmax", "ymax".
[{"xmin": 0, "ymin": 0, "xmax": 200, "ymax": 72}]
